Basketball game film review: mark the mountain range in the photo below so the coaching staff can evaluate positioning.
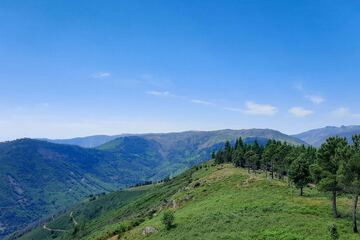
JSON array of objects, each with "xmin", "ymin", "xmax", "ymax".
[
  {"xmin": 293, "ymin": 125, "xmax": 360, "ymax": 147},
  {"xmin": 1, "ymin": 126, "xmax": 360, "ymax": 239}
]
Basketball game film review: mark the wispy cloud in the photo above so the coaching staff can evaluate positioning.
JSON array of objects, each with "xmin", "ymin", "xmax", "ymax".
[
  {"xmin": 223, "ymin": 107, "xmax": 243, "ymax": 112},
  {"xmin": 244, "ymin": 101, "xmax": 278, "ymax": 116},
  {"xmin": 294, "ymin": 83, "xmax": 325, "ymax": 104},
  {"xmin": 191, "ymin": 99, "xmax": 213, "ymax": 105},
  {"xmin": 289, "ymin": 107, "xmax": 313, "ymax": 117},
  {"xmin": 332, "ymin": 107, "xmax": 360, "ymax": 118},
  {"xmin": 93, "ymin": 72, "xmax": 111, "ymax": 78},
  {"xmin": 146, "ymin": 91, "xmax": 171, "ymax": 97},
  {"xmin": 139, "ymin": 73, "xmax": 174, "ymax": 88},
  {"xmin": 147, "ymin": 91, "xmax": 277, "ymax": 116},
  {"xmin": 305, "ymin": 95, "xmax": 324, "ymax": 104}
]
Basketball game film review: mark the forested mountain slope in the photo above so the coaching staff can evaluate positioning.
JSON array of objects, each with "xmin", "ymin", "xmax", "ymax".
[
  {"xmin": 0, "ymin": 139, "xmax": 153, "ymax": 239},
  {"xmin": 97, "ymin": 129, "xmax": 307, "ymax": 178}
]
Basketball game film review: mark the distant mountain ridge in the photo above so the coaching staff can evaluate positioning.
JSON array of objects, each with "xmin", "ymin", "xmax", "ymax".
[
  {"xmin": 293, "ymin": 125, "xmax": 360, "ymax": 147},
  {"xmin": 43, "ymin": 128, "xmax": 307, "ymax": 148},
  {"xmin": 39, "ymin": 135, "xmax": 124, "ymax": 148}
]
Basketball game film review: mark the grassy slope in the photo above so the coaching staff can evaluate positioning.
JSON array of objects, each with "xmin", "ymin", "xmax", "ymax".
[{"xmin": 16, "ymin": 164, "xmax": 360, "ymax": 240}]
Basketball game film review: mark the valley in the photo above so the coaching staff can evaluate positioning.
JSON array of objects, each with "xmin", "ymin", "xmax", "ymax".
[{"xmin": 2, "ymin": 126, "xmax": 360, "ymax": 239}]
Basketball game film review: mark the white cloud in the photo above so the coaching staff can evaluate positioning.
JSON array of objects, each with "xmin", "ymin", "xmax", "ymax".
[
  {"xmin": 244, "ymin": 101, "xmax": 278, "ymax": 116},
  {"xmin": 289, "ymin": 107, "xmax": 313, "ymax": 117},
  {"xmin": 305, "ymin": 95, "xmax": 324, "ymax": 104},
  {"xmin": 93, "ymin": 72, "xmax": 111, "ymax": 78},
  {"xmin": 223, "ymin": 107, "xmax": 243, "ymax": 112},
  {"xmin": 332, "ymin": 107, "xmax": 360, "ymax": 118},
  {"xmin": 294, "ymin": 83, "xmax": 325, "ymax": 104},
  {"xmin": 146, "ymin": 91, "xmax": 171, "ymax": 96},
  {"xmin": 191, "ymin": 99, "xmax": 213, "ymax": 105}
]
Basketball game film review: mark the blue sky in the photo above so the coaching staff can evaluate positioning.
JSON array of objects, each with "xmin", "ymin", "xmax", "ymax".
[{"xmin": 1, "ymin": 0, "xmax": 360, "ymax": 140}]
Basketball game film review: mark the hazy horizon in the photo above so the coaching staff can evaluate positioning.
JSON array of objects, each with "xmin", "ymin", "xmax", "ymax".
[{"xmin": 2, "ymin": 124, "xmax": 357, "ymax": 142}]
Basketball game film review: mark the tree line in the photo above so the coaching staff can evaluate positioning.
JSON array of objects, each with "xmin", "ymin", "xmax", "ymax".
[{"xmin": 212, "ymin": 135, "xmax": 360, "ymax": 233}]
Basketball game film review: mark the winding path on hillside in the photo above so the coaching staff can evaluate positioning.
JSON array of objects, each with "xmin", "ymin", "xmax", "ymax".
[
  {"xmin": 42, "ymin": 224, "xmax": 68, "ymax": 232},
  {"xmin": 70, "ymin": 211, "xmax": 78, "ymax": 226},
  {"xmin": 42, "ymin": 211, "xmax": 78, "ymax": 233}
]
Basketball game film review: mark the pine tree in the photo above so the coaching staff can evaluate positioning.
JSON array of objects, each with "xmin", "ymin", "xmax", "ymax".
[
  {"xmin": 288, "ymin": 153, "xmax": 311, "ymax": 196},
  {"xmin": 338, "ymin": 135, "xmax": 360, "ymax": 232},
  {"xmin": 311, "ymin": 136, "xmax": 348, "ymax": 218},
  {"xmin": 263, "ymin": 140, "xmax": 277, "ymax": 179},
  {"xmin": 224, "ymin": 141, "xmax": 233, "ymax": 163}
]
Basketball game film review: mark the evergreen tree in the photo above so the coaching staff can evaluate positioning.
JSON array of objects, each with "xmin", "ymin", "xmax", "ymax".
[
  {"xmin": 244, "ymin": 150, "xmax": 259, "ymax": 173},
  {"xmin": 288, "ymin": 153, "xmax": 311, "ymax": 196},
  {"xmin": 338, "ymin": 135, "xmax": 360, "ymax": 232},
  {"xmin": 274, "ymin": 143, "xmax": 291, "ymax": 179},
  {"xmin": 311, "ymin": 136, "xmax": 348, "ymax": 218},
  {"xmin": 233, "ymin": 147, "xmax": 245, "ymax": 168},
  {"xmin": 224, "ymin": 141, "xmax": 233, "ymax": 163},
  {"xmin": 263, "ymin": 140, "xmax": 277, "ymax": 179},
  {"xmin": 215, "ymin": 150, "xmax": 225, "ymax": 164}
]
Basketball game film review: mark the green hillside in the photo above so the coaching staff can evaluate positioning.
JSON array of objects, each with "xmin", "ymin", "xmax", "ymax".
[
  {"xmin": 1, "ymin": 130, "xmax": 305, "ymax": 239},
  {"xmin": 0, "ymin": 139, "xmax": 155, "ymax": 239},
  {"xmin": 97, "ymin": 129, "xmax": 307, "ymax": 179},
  {"xmin": 13, "ymin": 163, "xmax": 359, "ymax": 240}
]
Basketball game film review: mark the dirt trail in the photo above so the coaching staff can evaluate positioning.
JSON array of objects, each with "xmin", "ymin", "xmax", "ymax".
[
  {"xmin": 42, "ymin": 224, "xmax": 68, "ymax": 232},
  {"xmin": 70, "ymin": 211, "xmax": 78, "ymax": 225},
  {"xmin": 43, "ymin": 211, "xmax": 78, "ymax": 233}
]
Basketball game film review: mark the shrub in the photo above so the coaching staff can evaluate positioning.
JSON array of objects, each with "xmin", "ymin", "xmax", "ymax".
[
  {"xmin": 328, "ymin": 224, "xmax": 339, "ymax": 240},
  {"xmin": 113, "ymin": 223, "xmax": 127, "ymax": 235},
  {"xmin": 162, "ymin": 210, "xmax": 175, "ymax": 230}
]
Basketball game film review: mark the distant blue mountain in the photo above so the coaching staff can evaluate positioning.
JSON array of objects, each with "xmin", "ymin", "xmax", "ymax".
[{"xmin": 293, "ymin": 125, "xmax": 360, "ymax": 147}]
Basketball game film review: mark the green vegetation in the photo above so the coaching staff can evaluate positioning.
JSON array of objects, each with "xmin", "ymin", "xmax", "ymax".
[
  {"xmin": 161, "ymin": 210, "xmax": 174, "ymax": 230},
  {"xmin": 12, "ymin": 160, "xmax": 360, "ymax": 240},
  {"xmin": 288, "ymin": 153, "xmax": 311, "ymax": 196},
  {"xmin": 213, "ymin": 135, "xmax": 360, "ymax": 234},
  {"xmin": 0, "ymin": 138, "xmax": 157, "ymax": 239},
  {"xmin": 1, "ymin": 129, "xmax": 306, "ymax": 239}
]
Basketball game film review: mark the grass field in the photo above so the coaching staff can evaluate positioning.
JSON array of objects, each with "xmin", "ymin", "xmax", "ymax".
[{"xmin": 13, "ymin": 163, "xmax": 360, "ymax": 240}]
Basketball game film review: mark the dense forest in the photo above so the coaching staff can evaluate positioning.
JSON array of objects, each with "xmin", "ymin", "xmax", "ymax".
[{"xmin": 213, "ymin": 135, "xmax": 360, "ymax": 233}]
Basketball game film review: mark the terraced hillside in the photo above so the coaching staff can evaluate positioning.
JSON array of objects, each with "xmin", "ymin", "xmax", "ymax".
[{"xmin": 12, "ymin": 163, "xmax": 359, "ymax": 240}]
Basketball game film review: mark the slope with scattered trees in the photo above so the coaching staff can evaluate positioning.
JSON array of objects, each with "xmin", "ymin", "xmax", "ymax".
[{"xmin": 12, "ymin": 141, "xmax": 360, "ymax": 239}]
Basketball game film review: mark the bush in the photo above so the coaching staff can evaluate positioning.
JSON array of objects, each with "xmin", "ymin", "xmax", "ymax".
[
  {"xmin": 113, "ymin": 223, "xmax": 127, "ymax": 235},
  {"xmin": 130, "ymin": 218, "xmax": 145, "ymax": 227},
  {"xmin": 162, "ymin": 210, "xmax": 175, "ymax": 230},
  {"xmin": 328, "ymin": 224, "xmax": 339, "ymax": 240}
]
